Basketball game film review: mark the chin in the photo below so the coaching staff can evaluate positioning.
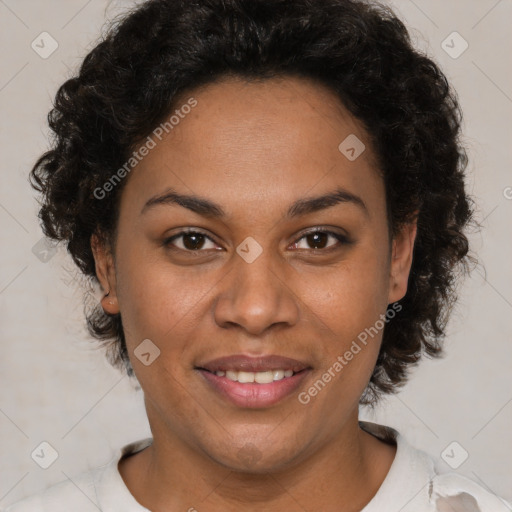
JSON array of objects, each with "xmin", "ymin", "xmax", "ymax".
[{"xmin": 206, "ymin": 439, "xmax": 305, "ymax": 474}]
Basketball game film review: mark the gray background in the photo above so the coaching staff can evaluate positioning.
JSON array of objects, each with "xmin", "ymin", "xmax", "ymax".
[{"xmin": 1, "ymin": 0, "xmax": 511, "ymax": 507}]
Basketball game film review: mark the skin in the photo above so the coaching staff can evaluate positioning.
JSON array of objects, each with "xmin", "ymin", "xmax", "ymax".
[{"xmin": 91, "ymin": 76, "xmax": 417, "ymax": 512}]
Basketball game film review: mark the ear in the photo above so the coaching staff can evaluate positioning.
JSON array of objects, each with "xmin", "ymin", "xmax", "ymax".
[
  {"xmin": 91, "ymin": 233, "xmax": 119, "ymax": 314},
  {"xmin": 388, "ymin": 220, "xmax": 417, "ymax": 304}
]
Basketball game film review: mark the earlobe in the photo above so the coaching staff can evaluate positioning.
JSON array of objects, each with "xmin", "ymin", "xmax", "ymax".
[
  {"xmin": 90, "ymin": 233, "xmax": 119, "ymax": 314},
  {"xmin": 388, "ymin": 221, "xmax": 417, "ymax": 304}
]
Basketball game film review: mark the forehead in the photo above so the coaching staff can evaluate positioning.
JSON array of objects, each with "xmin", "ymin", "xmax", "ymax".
[
  {"xmin": 119, "ymin": 76, "xmax": 384, "ymax": 222},
  {"xmin": 164, "ymin": 75, "xmax": 371, "ymax": 168}
]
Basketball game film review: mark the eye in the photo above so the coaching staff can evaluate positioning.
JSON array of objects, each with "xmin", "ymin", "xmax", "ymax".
[
  {"xmin": 164, "ymin": 229, "xmax": 219, "ymax": 252},
  {"xmin": 290, "ymin": 229, "xmax": 349, "ymax": 251},
  {"xmin": 163, "ymin": 227, "xmax": 350, "ymax": 254}
]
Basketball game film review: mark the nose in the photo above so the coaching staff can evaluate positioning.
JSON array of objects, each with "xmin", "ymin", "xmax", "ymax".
[{"xmin": 213, "ymin": 246, "xmax": 300, "ymax": 337}]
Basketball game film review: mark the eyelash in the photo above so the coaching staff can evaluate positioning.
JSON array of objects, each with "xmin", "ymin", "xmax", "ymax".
[{"xmin": 163, "ymin": 227, "xmax": 351, "ymax": 254}]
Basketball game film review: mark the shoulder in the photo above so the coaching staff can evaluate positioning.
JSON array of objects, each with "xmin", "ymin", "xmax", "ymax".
[
  {"xmin": 359, "ymin": 421, "xmax": 512, "ymax": 512},
  {"xmin": 430, "ymin": 471, "xmax": 512, "ymax": 512},
  {"xmin": 2, "ymin": 438, "xmax": 152, "ymax": 512}
]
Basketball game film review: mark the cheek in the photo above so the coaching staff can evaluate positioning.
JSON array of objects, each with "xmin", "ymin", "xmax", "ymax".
[
  {"xmin": 309, "ymin": 245, "xmax": 391, "ymax": 346},
  {"xmin": 114, "ymin": 251, "xmax": 214, "ymax": 415},
  {"xmin": 114, "ymin": 244, "xmax": 211, "ymax": 351},
  {"xmin": 300, "ymin": 238, "xmax": 391, "ymax": 407}
]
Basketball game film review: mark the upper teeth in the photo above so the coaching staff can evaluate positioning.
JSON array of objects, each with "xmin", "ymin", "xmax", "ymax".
[{"xmin": 215, "ymin": 369, "xmax": 294, "ymax": 383}]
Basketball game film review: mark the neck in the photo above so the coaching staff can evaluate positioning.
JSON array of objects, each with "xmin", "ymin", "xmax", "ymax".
[{"xmin": 119, "ymin": 409, "xmax": 395, "ymax": 512}]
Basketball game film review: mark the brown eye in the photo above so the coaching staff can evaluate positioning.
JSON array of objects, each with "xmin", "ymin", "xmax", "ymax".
[
  {"xmin": 291, "ymin": 230, "xmax": 349, "ymax": 251},
  {"xmin": 305, "ymin": 232, "xmax": 329, "ymax": 249},
  {"xmin": 164, "ymin": 230, "xmax": 218, "ymax": 252}
]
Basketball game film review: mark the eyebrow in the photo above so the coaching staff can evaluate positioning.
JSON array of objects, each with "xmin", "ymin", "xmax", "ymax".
[{"xmin": 140, "ymin": 187, "xmax": 368, "ymax": 219}]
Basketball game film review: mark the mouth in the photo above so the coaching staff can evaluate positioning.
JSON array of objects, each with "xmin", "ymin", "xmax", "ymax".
[{"xmin": 195, "ymin": 355, "xmax": 312, "ymax": 408}]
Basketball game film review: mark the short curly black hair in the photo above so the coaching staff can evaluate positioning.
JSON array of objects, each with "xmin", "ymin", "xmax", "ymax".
[{"xmin": 30, "ymin": 0, "xmax": 473, "ymax": 405}]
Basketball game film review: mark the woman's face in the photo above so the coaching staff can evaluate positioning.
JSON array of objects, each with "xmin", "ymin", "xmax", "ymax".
[{"xmin": 93, "ymin": 76, "xmax": 415, "ymax": 472}]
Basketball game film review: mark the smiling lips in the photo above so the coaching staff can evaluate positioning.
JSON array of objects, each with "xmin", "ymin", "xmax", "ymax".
[{"xmin": 196, "ymin": 354, "xmax": 312, "ymax": 408}]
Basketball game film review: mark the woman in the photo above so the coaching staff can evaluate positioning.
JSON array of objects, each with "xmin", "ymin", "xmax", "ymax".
[{"xmin": 5, "ymin": 0, "xmax": 511, "ymax": 510}]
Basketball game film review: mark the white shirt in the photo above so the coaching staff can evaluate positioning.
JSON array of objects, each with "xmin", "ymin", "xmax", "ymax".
[{"xmin": 3, "ymin": 421, "xmax": 511, "ymax": 511}]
